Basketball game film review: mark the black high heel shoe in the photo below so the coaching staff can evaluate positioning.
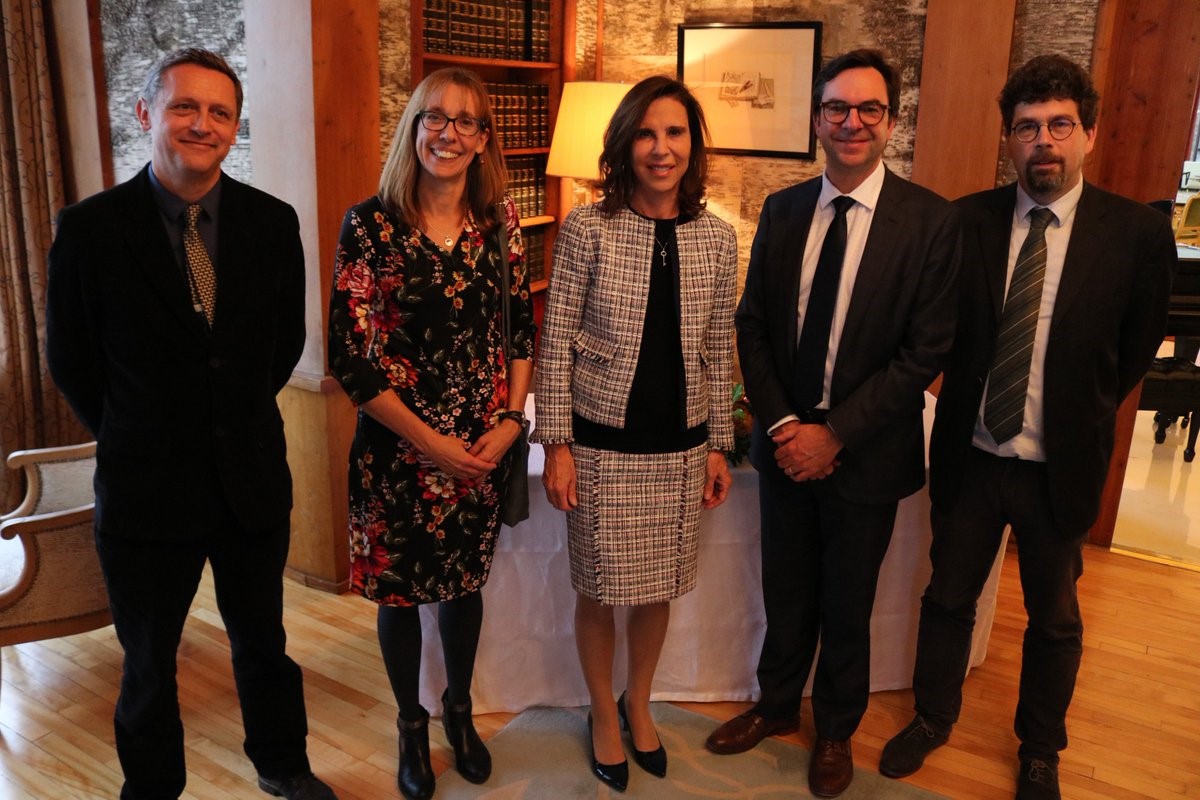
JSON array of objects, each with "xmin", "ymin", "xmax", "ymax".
[
  {"xmin": 587, "ymin": 712, "xmax": 629, "ymax": 792},
  {"xmin": 617, "ymin": 692, "xmax": 667, "ymax": 778}
]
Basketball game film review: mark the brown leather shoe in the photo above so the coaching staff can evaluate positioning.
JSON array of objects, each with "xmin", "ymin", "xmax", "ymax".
[
  {"xmin": 808, "ymin": 737, "xmax": 853, "ymax": 797},
  {"xmin": 704, "ymin": 710, "xmax": 799, "ymax": 755}
]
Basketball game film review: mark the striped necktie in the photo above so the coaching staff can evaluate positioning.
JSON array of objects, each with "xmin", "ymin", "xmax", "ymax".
[
  {"xmin": 183, "ymin": 204, "xmax": 217, "ymax": 326},
  {"xmin": 983, "ymin": 207, "xmax": 1055, "ymax": 444}
]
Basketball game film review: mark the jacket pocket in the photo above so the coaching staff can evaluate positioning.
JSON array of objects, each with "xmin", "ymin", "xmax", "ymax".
[{"xmin": 572, "ymin": 330, "xmax": 616, "ymax": 364}]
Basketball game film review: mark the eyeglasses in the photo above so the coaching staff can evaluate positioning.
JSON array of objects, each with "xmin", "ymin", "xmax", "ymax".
[
  {"xmin": 819, "ymin": 101, "xmax": 890, "ymax": 126},
  {"xmin": 1009, "ymin": 118, "xmax": 1080, "ymax": 143},
  {"xmin": 417, "ymin": 111, "xmax": 486, "ymax": 137}
]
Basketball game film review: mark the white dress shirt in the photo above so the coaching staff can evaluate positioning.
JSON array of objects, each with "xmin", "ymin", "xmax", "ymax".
[
  {"xmin": 768, "ymin": 162, "xmax": 887, "ymax": 433},
  {"xmin": 972, "ymin": 179, "xmax": 1084, "ymax": 461}
]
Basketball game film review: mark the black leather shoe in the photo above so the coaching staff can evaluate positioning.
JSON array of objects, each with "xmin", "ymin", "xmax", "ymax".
[
  {"xmin": 397, "ymin": 708, "xmax": 435, "ymax": 800},
  {"xmin": 442, "ymin": 689, "xmax": 492, "ymax": 783},
  {"xmin": 808, "ymin": 737, "xmax": 853, "ymax": 798},
  {"xmin": 705, "ymin": 709, "xmax": 799, "ymax": 755},
  {"xmin": 617, "ymin": 692, "xmax": 666, "ymax": 777},
  {"xmin": 1016, "ymin": 757, "xmax": 1062, "ymax": 799},
  {"xmin": 587, "ymin": 712, "xmax": 628, "ymax": 792},
  {"xmin": 879, "ymin": 715, "xmax": 949, "ymax": 778},
  {"xmin": 257, "ymin": 771, "xmax": 337, "ymax": 800}
]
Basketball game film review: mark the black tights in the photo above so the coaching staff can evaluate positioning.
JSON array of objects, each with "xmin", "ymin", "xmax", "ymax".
[{"xmin": 377, "ymin": 591, "xmax": 484, "ymax": 721}]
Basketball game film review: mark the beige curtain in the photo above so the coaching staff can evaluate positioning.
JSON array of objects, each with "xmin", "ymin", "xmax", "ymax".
[{"xmin": 0, "ymin": 0, "xmax": 89, "ymax": 511}]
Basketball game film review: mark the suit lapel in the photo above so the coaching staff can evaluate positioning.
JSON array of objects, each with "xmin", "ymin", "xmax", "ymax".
[
  {"xmin": 979, "ymin": 185, "xmax": 1017, "ymax": 321},
  {"xmin": 114, "ymin": 169, "xmax": 208, "ymax": 337},
  {"xmin": 783, "ymin": 182, "xmax": 820, "ymax": 361},
  {"xmin": 1051, "ymin": 183, "xmax": 1105, "ymax": 329},
  {"xmin": 214, "ymin": 175, "xmax": 247, "ymax": 340},
  {"xmin": 842, "ymin": 170, "xmax": 903, "ymax": 340}
]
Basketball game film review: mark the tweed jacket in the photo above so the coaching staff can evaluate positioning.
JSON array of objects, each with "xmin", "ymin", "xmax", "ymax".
[{"xmin": 534, "ymin": 203, "xmax": 737, "ymax": 450}]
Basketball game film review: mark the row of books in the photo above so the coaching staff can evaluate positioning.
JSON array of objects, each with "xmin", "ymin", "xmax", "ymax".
[
  {"xmin": 486, "ymin": 83, "xmax": 550, "ymax": 150},
  {"xmin": 523, "ymin": 228, "xmax": 546, "ymax": 284},
  {"xmin": 423, "ymin": 0, "xmax": 552, "ymax": 62},
  {"xmin": 507, "ymin": 156, "xmax": 546, "ymax": 219}
]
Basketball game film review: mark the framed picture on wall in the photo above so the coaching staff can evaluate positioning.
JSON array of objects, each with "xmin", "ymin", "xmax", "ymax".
[{"xmin": 678, "ymin": 22, "xmax": 822, "ymax": 159}]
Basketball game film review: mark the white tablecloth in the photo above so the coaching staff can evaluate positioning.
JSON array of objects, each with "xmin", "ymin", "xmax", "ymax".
[{"xmin": 417, "ymin": 394, "xmax": 1007, "ymax": 713}]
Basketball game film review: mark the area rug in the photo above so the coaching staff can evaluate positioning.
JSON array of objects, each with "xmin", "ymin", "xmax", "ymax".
[{"xmin": 435, "ymin": 704, "xmax": 948, "ymax": 798}]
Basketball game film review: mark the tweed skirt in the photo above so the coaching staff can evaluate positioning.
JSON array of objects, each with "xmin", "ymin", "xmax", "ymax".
[{"xmin": 565, "ymin": 441, "xmax": 708, "ymax": 606}]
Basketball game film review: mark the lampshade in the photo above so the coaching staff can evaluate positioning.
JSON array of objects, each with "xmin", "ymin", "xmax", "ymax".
[{"xmin": 545, "ymin": 81, "xmax": 631, "ymax": 180}]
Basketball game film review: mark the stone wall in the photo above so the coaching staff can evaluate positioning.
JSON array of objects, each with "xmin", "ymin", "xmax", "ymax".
[
  {"xmin": 99, "ymin": 0, "xmax": 251, "ymax": 184},
  {"xmin": 95, "ymin": 0, "xmax": 1102, "ymax": 269},
  {"xmin": 367, "ymin": 0, "xmax": 1102, "ymax": 293}
]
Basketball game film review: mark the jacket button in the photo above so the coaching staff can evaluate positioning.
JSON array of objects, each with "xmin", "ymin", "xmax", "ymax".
[{"xmin": 209, "ymin": 357, "xmax": 222, "ymax": 369}]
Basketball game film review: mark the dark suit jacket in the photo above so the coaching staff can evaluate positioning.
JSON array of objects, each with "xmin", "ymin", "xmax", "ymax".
[
  {"xmin": 736, "ymin": 169, "xmax": 961, "ymax": 505},
  {"xmin": 930, "ymin": 182, "xmax": 1176, "ymax": 534},
  {"xmin": 47, "ymin": 166, "xmax": 306, "ymax": 540}
]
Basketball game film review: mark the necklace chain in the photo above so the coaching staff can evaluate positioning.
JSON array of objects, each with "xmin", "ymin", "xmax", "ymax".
[
  {"xmin": 424, "ymin": 213, "xmax": 465, "ymax": 251},
  {"xmin": 654, "ymin": 237, "xmax": 669, "ymax": 268}
]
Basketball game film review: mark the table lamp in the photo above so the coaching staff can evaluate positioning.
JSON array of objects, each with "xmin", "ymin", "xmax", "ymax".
[{"xmin": 546, "ymin": 81, "xmax": 631, "ymax": 208}]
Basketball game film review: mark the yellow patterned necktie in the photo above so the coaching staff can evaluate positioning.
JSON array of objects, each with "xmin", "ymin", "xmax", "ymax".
[{"xmin": 183, "ymin": 204, "xmax": 217, "ymax": 326}]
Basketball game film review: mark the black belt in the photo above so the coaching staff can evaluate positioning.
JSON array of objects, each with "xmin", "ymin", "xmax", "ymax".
[{"xmin": 797, "ymin": 408, "xmax": 828, "ymax": 424}]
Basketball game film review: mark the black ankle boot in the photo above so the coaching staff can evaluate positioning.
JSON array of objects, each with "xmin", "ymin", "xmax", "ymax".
[
  {"xmin": 397, "ymin": 708, "xmax": 435, "ymax": 800},
  {"xmin": 441, "ymin": 689, "xmax": 492, "ymax": 783}
]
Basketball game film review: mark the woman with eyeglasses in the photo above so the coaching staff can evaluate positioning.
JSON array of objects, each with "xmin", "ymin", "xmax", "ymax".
[
  {"xmin": 328, "ymin": 67, "xmax": 534, "ymax": 800},
  {"xmin": 534, "ymin": 75, "xmax": 736, "ymax": 791}
]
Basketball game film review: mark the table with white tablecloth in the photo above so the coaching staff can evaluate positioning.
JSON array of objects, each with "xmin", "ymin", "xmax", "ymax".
[{"xmin": 415, "ymin": 394, "xmax": 1007, "ymax": 713}]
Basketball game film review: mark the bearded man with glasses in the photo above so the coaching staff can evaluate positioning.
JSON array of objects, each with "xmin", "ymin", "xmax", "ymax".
[
  {"xmin": 707, "ymin": 49, "xmax": 961, "ymax": 797},
  {"xmin": 880, "ymin": 54, "xmax": 1176, "ymax": 800}
]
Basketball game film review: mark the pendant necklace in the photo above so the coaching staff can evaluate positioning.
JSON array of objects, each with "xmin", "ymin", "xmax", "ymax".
[
  {"xmin": 654, "ymin": 236, "xmax": 669, "ymax": 268},
  {"xmin": 425, "ymin": 213, "xmax": 464, "ymax": 251}
]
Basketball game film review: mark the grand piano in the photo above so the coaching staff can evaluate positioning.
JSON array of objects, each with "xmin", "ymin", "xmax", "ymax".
[{"xmin": 1140, "ymin": 243, "xmax": 1200, "ymax": 459}]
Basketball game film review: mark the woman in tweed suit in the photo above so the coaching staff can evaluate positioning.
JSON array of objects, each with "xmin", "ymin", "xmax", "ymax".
[{"xmin": 533, "ymin": 75, "xmax": 736, "ymax": 790}]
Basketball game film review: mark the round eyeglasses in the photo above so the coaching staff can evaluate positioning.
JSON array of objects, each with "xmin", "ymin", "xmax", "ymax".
[
  {"xmin": 819, "ymin": 101, "xmax": 890, "ymax": 126},
  {"xmin": 1009, "ymin": 118, "xmax": 1080, "ymax": 143},
  {"xmin": 418, "ymin": 111, "xmax": 485, "ymax": 137}
]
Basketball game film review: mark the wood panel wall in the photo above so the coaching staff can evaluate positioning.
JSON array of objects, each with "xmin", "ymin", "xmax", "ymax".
[
  {"xmin": 1087, "ymin": 0, "xmax": 1200, "ymax": 546},
  {"xmin": 911, "ymin": 0, "xmax": 1017, "ymax": 201}
]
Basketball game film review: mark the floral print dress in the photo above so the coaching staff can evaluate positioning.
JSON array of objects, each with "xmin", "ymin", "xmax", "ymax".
[{"xmin": 329, "ymin": 195, "xmax": 534, "ymax": 605}]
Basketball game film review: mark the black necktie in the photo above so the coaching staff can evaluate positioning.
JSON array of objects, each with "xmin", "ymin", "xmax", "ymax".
[
  {"xmin": 983, "ymin": 207, "xmax": 1055, "ymax": 443},
  {"xmin": 794, "ymin": 195, "xmax": 855, "ymax": 409}
]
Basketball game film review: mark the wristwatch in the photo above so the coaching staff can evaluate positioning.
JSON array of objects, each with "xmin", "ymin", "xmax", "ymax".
[{"xmin": 498, "ymin": 409, "xmax": 526, "ymax": 425}]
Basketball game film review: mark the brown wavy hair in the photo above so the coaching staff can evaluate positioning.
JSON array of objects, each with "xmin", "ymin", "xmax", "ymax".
[
  {"xmin": 595, "ymin": 75, "xmax": 710, "ymax": 219},
  {"xmin": 999, "ymin": 54, "xmax": 1099, "ymax": 132},
  {"xmin": 379, "ymin": 67, "xmax": 507, "ymax": 232}
]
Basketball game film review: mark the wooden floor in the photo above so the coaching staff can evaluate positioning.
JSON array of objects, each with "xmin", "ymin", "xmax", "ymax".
[{"xmin": 2, "ymin": 544, "xmax": 1198, "ymax": 799}]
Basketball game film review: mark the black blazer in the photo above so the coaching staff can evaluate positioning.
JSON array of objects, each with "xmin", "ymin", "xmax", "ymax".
[
  {"xmin": 930, "ymin": 182, "xmax": 1176, "ymax": 534},
  {"xmin": 47, "ymin": 166, "xmax": 306, "ymax": 540},
  {"xmin": 736, "ymin": 169, "xmax": 961, "ymax": 505}
]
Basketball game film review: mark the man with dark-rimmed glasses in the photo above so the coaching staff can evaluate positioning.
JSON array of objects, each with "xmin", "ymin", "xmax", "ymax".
[
  {"xmin": 708, "ymin": 49, "xmax": 960, "ymax": 797},
  {"xmin": 880, "ymin": 54, "xmax": 1176, "ymax": 800}
]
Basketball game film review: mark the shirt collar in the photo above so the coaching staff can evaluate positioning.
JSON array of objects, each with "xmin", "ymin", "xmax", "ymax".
[
  {"xmin": 819, "ymin": 160, "xmax": 887, "ymax": 213},
  {"xmin": 1014, "ymin": 177, "xmax": 1083, "ymax": 227},
  {"xmin": 147, "ymin": 164, "xmax": 223, "ymax": 222}
]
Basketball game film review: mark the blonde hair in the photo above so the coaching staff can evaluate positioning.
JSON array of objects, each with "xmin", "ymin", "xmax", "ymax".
[{"xmin": 379, "ymin": 67, "xmax": 507, "ymax": 232}]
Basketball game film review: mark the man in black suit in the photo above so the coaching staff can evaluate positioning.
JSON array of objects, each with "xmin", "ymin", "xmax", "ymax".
[
  {"xmin": 705, "ymin": 49, "xmax": 960, "ymax": 797},
  {"xmin": 879, "ymin": 55, "xmax": 1176, "ymax": 800},
  {"xmin": 47, "ymin": 48, "xmax": 335, "ymax": 800}
]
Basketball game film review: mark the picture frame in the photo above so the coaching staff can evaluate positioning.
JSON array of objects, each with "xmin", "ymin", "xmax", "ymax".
[{"xmin": 678, "ymin": 22, "xmax": 822, "ymax": 159}]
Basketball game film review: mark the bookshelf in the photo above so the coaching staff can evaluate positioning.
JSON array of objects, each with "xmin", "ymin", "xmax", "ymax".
[{"xmin": 411, "ymin": 0, "xmax": 577, "ymax": 295}]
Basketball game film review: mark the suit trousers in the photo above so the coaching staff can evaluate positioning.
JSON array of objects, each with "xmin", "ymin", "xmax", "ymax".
[
  {"xmin": 754, "ymin": 467, "xmax": 898, "ymax": 740},
  {"xmin": 95, "ymin": 498, "xmax": 310, "ymax": 799},
  {"xmin": 914, "ymin": 446, "xmax": 1085, "ymax": 761}
]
